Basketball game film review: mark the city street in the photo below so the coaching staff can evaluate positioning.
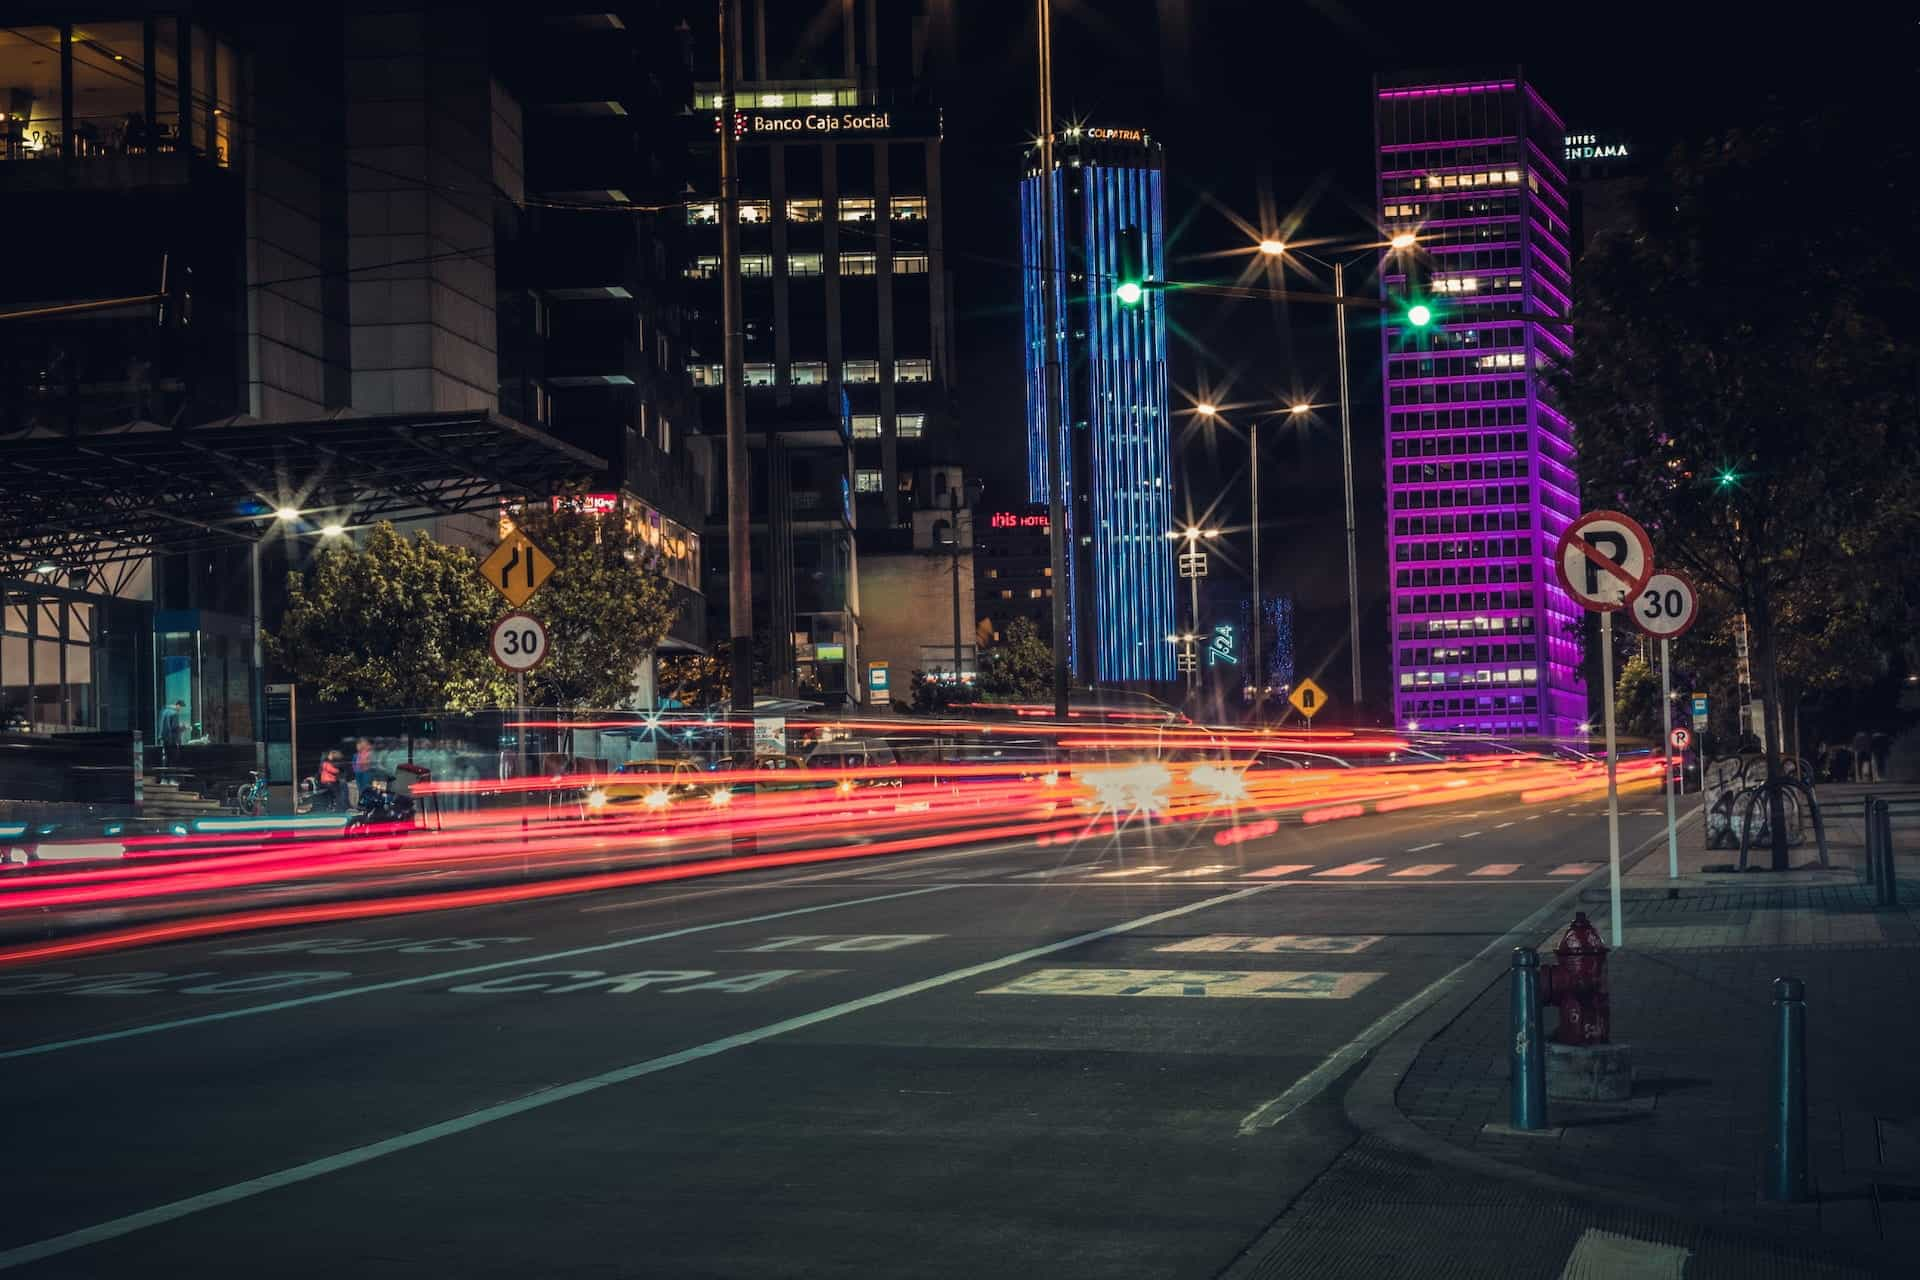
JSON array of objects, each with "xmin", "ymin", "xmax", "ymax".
[{"xmin": 1, "ymin": 793, "xmax": 1678, "ymax": 1277}]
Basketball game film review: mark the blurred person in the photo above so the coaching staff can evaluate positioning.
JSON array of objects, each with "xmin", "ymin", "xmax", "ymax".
[
  {"xmin": 1853, "ymin": 728, "xmax": 1874, "ymax": 782},
  {"xmin": 353, "ymin": 737, "xmax": 376, "ymax": 796},
  {"xmin": 317, "ymin": 751, "xmax": 344, "ymax": 810},
  {"xmin": 1872, "ymin": 731, "xmax": 1892, "ymax": 782}
]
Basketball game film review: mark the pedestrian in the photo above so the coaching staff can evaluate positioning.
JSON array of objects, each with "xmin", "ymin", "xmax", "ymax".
[
  {"xmin": 353, "ymin": 737, "xmax": 375, "ymax": 799},
  {"xmin": 1852, "ymin": 729, "xmax": 1873, "ymax": 783},
  {"xmin": 317, "ymin": 751, "xmax": 343, "ymax": 810},
  {"xmin": 159, "ymin": 699, "xmax": 186, "ymax": 764},
  {"xmin": 1871, "ymin": 731, "xmax": 1892, "ymax": 783}
]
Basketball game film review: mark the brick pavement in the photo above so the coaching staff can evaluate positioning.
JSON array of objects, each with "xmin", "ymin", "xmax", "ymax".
[{"xmin": 1396, "ymin": 791, "xmax": 1920, "ymax": 1258}]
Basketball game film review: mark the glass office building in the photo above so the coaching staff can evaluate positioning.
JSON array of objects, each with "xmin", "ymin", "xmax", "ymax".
[
  {"xmin": 1376, "ymin": 72, "xmax": 1584, "ymax": 737},
  {"xmin": 1022, "ymin": 126, "xmax": 1175, "ymax": 683}
]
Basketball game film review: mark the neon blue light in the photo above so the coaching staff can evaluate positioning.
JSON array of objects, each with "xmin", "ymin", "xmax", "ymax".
[
  {"xmin": 0, "ymin": 823, "xmax": 26, "ymax": 838},
  {"xmin": 191, "ymin": 814, "xmax": 354, "ymax": 834}
]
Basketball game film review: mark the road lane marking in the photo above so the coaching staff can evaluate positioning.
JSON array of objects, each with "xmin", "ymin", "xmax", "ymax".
[
  {"xmin": 735, "ymin": 934, "xmax": 939, "ymax": 953},
  {"xmin": 1526, "ymin": 815, "xmax": 1543, "ymax": 821},
  {"xmin": 1010, "ymin": 864, "xmax": 1107, "ymax": 879},
  {"xmin": 0, "ymin": 887, "xmax": 954, "ymax": 1062},
  {"xmin": 1313, "ymin": 861, "xmax": 1383, "ymax": 877},
  {"xmin": 0, "ymin": 881, "xmax": 1280, "ymax": 1271},
  {"xmin": 1494, "ymin": 822, "xmax": 1515, "ymax": 830},
  {"xmin": 1469, "ymin": 864, "xmax": 1521, "ymax": 877},
  {"xmin": 1405, "ymin": 843, "xmax": 1443, "ymax": 853},
  {"xmin": 982, "ymin": 968, "xmax": 1383, "ymax": 999},
  {"xmin": 1388, "ymin": 864, "xmax": 1452, "ymax": 878},
  {"xmin": 1243, "ymin": 864, "xmax": 1313, "ymax": 878},
  {"xmin": 1159, "ymin": 864, "xmax": 1233, "ymax": 878},
  {"xmin": 1158, "ymin": 935, "xmax": 1382, "ymax": 955},
  {"xmin": 1090, "ymin": 865, "xmax": 1168, "ymax": 878},
  {"xmin": 1550, "ymin": 862, "xmax": 1601, "ymax": 876},
  {"xmin": 1458, "ymin": 831, "xmax": 1483, "ymax": 838}
]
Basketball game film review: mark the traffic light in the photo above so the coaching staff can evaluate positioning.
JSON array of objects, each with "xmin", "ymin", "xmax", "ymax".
[
  {"xmin": 1395, "ymin": 250, "xmax": 1436, "ymax": 334},
  {"xmin": 1115, "ymin": 226, "xmax": 1146, "ymax": 307}
]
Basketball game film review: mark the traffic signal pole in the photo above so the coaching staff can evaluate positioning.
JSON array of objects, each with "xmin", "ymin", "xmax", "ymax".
[{"xmin": 1333, "ymin": 262, "xmax": 1361, "ymax": 710}]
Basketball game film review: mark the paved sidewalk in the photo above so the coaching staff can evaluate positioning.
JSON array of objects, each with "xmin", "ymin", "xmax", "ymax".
[{"xmin": 1394, "ymin": 791, "xmax": 1920, "ymax": 1264}]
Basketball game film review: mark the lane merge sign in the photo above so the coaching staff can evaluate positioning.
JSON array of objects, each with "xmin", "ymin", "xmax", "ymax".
[
  {"xmin": 481, "ymin": 530, "xmax": 556, "ymax": 609},
  {"xmin": 1554, "ymin": 509, "xmax": 1654, "ymax": 612},
  {"xmin": 1628, "ymin": 569, "xmax": 1700, "ymax": 640},
  {"xmin": 489, "ymin": 612, "xmax": 550, "ymax": 673}
]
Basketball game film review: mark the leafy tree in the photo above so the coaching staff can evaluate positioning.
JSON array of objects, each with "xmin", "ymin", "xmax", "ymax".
[
  {"xmin": 508, "ymin": 504, "xmax": 681, "ymax": 708},
  {"xmin": 1612, "ymin": 651, "xmax": 1665, "ymax": 741},
  {"xmin": 1561, "ymin": 107, "xmax": 1919, "ymax": 864},
  {"xmin": 909, "ymin": 670, "xmax": 978, "ymax": 712},
  {"xmin": 976, "ymin": 617, "xmax": 1054, "ymax": 703},
  {"xmin": 269, "ymin": 521, "xmax": 510, "ymax": 711}
]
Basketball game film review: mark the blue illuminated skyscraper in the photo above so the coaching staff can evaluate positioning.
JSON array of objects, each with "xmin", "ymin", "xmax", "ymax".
[{"xmin": 1021, "ymin": 125, "xmax": 1176, "ymax": 683}]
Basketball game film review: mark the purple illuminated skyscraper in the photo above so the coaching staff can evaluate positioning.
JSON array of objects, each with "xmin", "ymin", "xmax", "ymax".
[{"xmin": 1375, "ymin": 71, "xmax": 1584, "ymax": 738}]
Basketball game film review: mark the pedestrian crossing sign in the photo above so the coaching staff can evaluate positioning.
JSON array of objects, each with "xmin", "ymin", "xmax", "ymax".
[{"xmin": 1288, "ymin": 677, "xmax": 1328, "ymax": 720}]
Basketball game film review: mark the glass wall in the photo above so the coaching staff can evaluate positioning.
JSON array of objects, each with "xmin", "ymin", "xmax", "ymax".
[{"xmin": 0, "ymin": 587, "xmax": 136, "ymax": 734}]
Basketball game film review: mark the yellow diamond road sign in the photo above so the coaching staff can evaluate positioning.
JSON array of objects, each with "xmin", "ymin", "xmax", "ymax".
[
  {"xmin": 1288, "ymin": 677, "xmax": 1329, "ymax": 720},
  {"xmin": 480, "ymin": 531, "xmax": 556, "ymax": 608}
]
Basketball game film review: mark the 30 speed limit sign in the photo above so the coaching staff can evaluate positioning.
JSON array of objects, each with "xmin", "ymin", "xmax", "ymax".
[
  {"xmin": 1628, "ymin": 569, "xmax": 1699, "ymax": 639},
  {"xmin": 489, "ymin": 612, "xmax": 550, "ymax": 673}
]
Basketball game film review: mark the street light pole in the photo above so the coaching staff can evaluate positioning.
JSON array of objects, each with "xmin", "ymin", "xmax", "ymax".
[
  {"xmin": 1334, "ymin": 261, "xmax": 1361, "ymax": 709},
  {"xmin": 718, "ymin": 0, "xmax": 753, "ymax": 732},
  {"xmin": 949, "ymin": 489, "xmax": 964, "ymax": 690},
  {"xmin": 1249, "ymin": 423, "xmax": 1260, "ymax": 716},
  {"xmin": 1036, "ymin": 0, "xmax": 1068, "ymax": 719}
]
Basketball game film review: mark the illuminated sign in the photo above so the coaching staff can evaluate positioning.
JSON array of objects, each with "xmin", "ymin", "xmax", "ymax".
[
  {"xmin": 1563, "ymin": 133, "xmax": 1630, "ymax": 161},
  {"xmin": 709, "ymin": 107, "xmax": 940, "ymax": 143},
  {"xmin": 551, "ymin": 493, "xmax": 620, "ymax": 517},
  {"xmin": 1207, "ymin": 623, "xmax": 1238, "ymax": 666},
  {"xmin": 815, "ymin": 643, "xmax": 846, "ymax": 662},
  {"xmin": 989, "ymin": 511, "xmax": 1051, "ymax": 530},
  {"xmin": 1059, "ymin": 125, "xmax": 1147, "ymax": 144}
]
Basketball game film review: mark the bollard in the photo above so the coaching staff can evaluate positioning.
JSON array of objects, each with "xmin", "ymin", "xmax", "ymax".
[
  {"xmin": 1765, "ymin": 977, "xmax": 1809, "ymax": 1202},
  {"xmin": 1509, "ymin": 947, "xmax": 1549, "ymax": 1130},
  {"xmin": 1873, "ymin": 800, "xmax": 1896, "ymax": 908},
  {"xmin": 1863, "ymin": 796, "xmax": 1880, "ymax": 888}
]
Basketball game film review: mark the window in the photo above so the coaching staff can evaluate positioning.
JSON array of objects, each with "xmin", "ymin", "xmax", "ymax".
[
  {"xmin": 739, "ymin": 254, "xmax": 772, "ymax": 278},
  {"xmin": 691, "ymin": 364, "xmax": 723, "ymax": 386},
  {"xmin": 739, "ymin": 200, "xmax": 771, "ymax": 224},
  {"xmin": 789, "ymin": 252, "xmax": 823, "ymax": 276},
  {"xmin": 850, "ymin": 414, "xmax": 881, "ymax": 439},
  {"xmin": 896, "ymin": 412, "xmax": 925, "ymax": 439},
  {"xmin": 685, "ymin": 255, "xmax": 720, "ymax": 280},
  {"xmin": 840, "ymin": 252, "xmax": 877, "ymax": 276},
  {"xmin": 791, "ymin": 361, "xmax": 826, "ymax": 386},
  {"xmin": 891, "ymin": 196, "xmax": 927, "ymax": 221},
  {"xmin": 855, "ymin": 469, "xmax": 884, "ymax": 494},
  {"xmin": 893, "ymin": 253, "xmax": 929, "ymax": 274},
  {"xmin": 686, "ymin": 202, "xmax": 719, "ymax": 225},
  {"xmin": 744, "ymin": 362, "xmax": 775, "ymax": 387},
  {"xmin": 1028, "ymin": 588, "xmax": 1045, "ymax": 599},
  {"xmin": 660, "ymin": 416, "xmax": 672, "ymax": 454},
  {"xmin": 999, "ymin": 589, "xmax": 1014, "ymax": 600},
  {"xmin": 894, "ymin": 358, "xmax": 932, "ymax": 383},
  {"xmin": 787, "ymin": 198, "xmax": 823, "ymax": 223},
  {"xmin": 842, "ymin": 360, "xmax": 880, "ymax": 384},
  {"xmin": 838, "ymin": 197, "xmax": 876, "ymax": 222}
]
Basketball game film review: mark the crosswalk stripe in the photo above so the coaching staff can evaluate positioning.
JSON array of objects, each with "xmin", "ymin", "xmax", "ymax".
[
  {"xmin": 1090, "ymin": 865, "xmax": 1167, "ymax": 878},
  {"xmin": 1550, "ymin": 862, "xmax": 1600, "ymax": 876},
  {"xmin": 1161, "ymin": 864, "xmax": 1233, "ymax": 878},
  {"xmin": 1245, "ymin": 863, "xmax": 1314, "ymax": 878},
  {"xmin": 1470, "ymin": 864, "xmax": 1521, "ymax": 877},
  {"xmin": 1012, "ymin": 864, "xmax": 1107, "ymax": 879},
  {"xmin": 1313, "ymin": 861, "xmax": 1384, "ymax": 878},
  {"xmin": 1389, "ymin": 864, "xmax": 1452, "ymax": 878}
]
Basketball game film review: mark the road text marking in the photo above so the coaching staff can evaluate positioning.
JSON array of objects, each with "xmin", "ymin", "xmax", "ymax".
[
  {"xmin": 1157, "ymin": 935, "xmax": 1382, "ymax": 955},
  {"xmin": 983, "ymin": 968, "xmax": 1383, "ymax": 1000}
]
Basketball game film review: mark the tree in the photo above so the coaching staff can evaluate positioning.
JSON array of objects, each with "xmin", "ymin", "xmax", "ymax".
[
  {"xmin": 1560, "ymin": 107, "xmax": 1919, "ymax": 865},
  {"xmin": 508, "ymin": 504, "xmax": 681, "ymax": 708},
  {"xmin": 976, "ymin": 617, "xmax": 1053, "ymax": 702},
  {"xmin": 269, "ymin": 521, "xmax": 511, "ymax": 711},
  {"xmin": 1612, "ymin": 652, "xmax": 1663, "ymax": 740}
]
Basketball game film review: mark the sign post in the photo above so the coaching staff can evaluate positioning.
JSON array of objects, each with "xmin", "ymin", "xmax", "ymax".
[
  {"xmin": 1628, "ymin": 569, "xmax": 1700, "ymax": 881},
  {"xmin": 1555, "ymin": 509, "xmax": 1655, "ymax": 947},
  {"xmin": 490, "ymin": 612, "xmax": 550, "ymax": 779},
  {"xmin": 1288, "ymin": 677, "xmax": 1328, "ymax": 737}
]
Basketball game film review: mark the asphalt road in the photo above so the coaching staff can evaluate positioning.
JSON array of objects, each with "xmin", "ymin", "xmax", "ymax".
[{"xmin": 0, "ymin": 790, "xmax": 1675, "ymax": 1278}]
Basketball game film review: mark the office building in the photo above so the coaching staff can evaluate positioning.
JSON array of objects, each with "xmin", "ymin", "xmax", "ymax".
[
  {"xmin": 1021, "ymin": 124, "xmax": 1176, "ymax": 684},
  {"xmin": 685, "ymin": 0, "xmax": 951, "ymax": 701},
  {"xmin": 975, "ymin": 503, "xmax": 1054, "ymax": 644},
  {"xmin": 1375, "ymin": 71, "xmax": 1584, "ymax": 737}
]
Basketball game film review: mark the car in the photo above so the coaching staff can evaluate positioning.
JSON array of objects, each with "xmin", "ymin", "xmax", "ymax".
[{"xmin": 589, "ymin": 759, "xmax": 722, "ymax": 814}]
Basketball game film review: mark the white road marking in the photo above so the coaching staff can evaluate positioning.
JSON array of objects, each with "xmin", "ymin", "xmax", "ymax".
[
  {"xmin": 0, "ymin": 886, "xmax": 954, "ymax": 1062},
  {"xmin": 1494, "ymin": 822, "xmax": 1515, "ymax": 830},
  {"xmin": 1389, "ymin": 864, "xmax": 1452, "ymax": 878},
  {"xmin": 1469, "ymin": 864, "xmax": 1521, "ymax": 877},
  {"xmin": 1313, "ymin": 860, "xmax": 1383, "ymax": 877},
  {"xmin": 1010, "ymin": 864, "xmax": 1107, "ymax": 879},
  {"xmin": 983, "ymin": 968, "xmax": 1383, "ymax": 999},
  {"xmin": 1557, "ymin": 1228, "xmax": 1690, "ymax": 1279},
  {"xmin": 1090, "ymin": 865, "xmax": 1168, "ymax": 878},
  {"xmin": 1550, "ymin": 862, "xmax": 1601, "ymax": 876},
  {"xmin": 0, "ymin": 881, "xmax": 1280, "ymax": 1271},
  {"xmin": 1526, "ymin": 814, "xmax": 1544, "ymax": 821},
  {"xmin": 1160, "ymin": 864, "xmax": 1233, "ymax": 878},
  {"xmin": 1159, "ymin": 935, "xmax": 1383, "ymax": 955},
  {"xmin": 1244, "ymin": 864, "xmax": 1314, "ymax": 878},
  {"xmin": 1405, "ymin": 843, "xmax": 1443, "ymax": 853},
  {"xmin": 1458, "ymin": 831, "xmax": 1483, "ymax": 838}
]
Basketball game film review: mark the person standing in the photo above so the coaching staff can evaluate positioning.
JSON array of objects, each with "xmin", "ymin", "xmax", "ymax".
[
  {"xmin": 352, "ymin": 737, "xmax": 375, "ymax": 802},
  {"xmin": 1852, "ymin": 728, "xmax": 1874, "ymax": 783},
  {"xmin": 1872, "ymin": 731, "xmax": 1892, "ymax": 783},
  {"xmin": 159, "ymin": 699, "xmax": 186, "ymax": 765}
]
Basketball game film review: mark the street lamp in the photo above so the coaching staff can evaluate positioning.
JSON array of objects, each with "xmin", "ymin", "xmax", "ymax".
[
  {"xmin": 1194, "ymin": 402, "xmax": 1218, "ymax": 418},
  {"xmin": 1390, "ymin": 231, "xmax": 1418, "ymax": 250},
  {"xmin": 1257, "ymin": 239, "xmax": 1287, "ymax": 257},
  {"xmin": 273, "ymin": 506, "xmax": 300, "ymax": 522},
  {"xmin": 1168, "ymin": 526, "xmax": 1219, "ymax": 694},
  {"xmin": 320, "ymin": 523, "xmax": 346, "ymax": 538}
]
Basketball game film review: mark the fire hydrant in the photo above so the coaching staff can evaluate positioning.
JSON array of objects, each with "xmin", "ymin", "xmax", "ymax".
[{"xmin": 1544, "ymin": 911, "xmax": 1610, "ymax": 1045}]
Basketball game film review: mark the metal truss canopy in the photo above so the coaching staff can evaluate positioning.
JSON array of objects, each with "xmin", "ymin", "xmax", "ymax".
[{"xmin": 0, "ymin": 410, "xmax": 607, "ymax": 571}]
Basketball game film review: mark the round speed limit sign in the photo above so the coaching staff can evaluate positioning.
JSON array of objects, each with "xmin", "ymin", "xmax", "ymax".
[
  {"xmin": 1629, "ymin": 569, "xmax": 1699, "ymax": 640},
  {"xmin": 489, "ymin": 612, "xmax": 550, "ymax": 673}
]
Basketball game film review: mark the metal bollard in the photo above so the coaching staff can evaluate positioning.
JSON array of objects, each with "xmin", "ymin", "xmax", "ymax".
[
  {"xmin": 1509, "ymin": 947, "xmax": 1549, "ymax": 1130},
  {"xmin": 1765, "ymin": 977, "xmax": 1809, "ymax": 1202},
  {"xmin": 1863, "ymin": 796, "xmax": 1879, "ymax": 886},
  {"xmin": 1873, "ymin": 800, "xmax": 1896, "ymax": 908}
]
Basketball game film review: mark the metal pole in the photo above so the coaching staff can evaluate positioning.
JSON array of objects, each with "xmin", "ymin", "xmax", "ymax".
[
  {"xmin": 249, "ymin": 537, "xmax": 265, "ymax": 776},
  {"xmin": 1765, "ymin": 976, "xmax": 1808, "ymax": 1201},
  {"xmin": 1037, "ymin": 0, "xmax": 1068, "ymax": 719},
  {"xmin": 1601, "ymin": 609, "xmax": 1624, "ymax": 947},
  {"xmin": 1662, "ymin": 636, "xmax": 1678, "ymax": 879},
  {"xmin": 1508, "ymin": 947, "xmax": 1548, "ymax": 1130},
  {"xmin": 719, "ymin": 0, "xmax": 753, "ymax": 735},
  {"xmin": 951, "ymin": 492, "xmax": 964, "ymax": 692},
  {"xmin": 1334, "ymin": 261, "xmax": 1361, "ymax": 709},
  {"xmin": 1188, "ymin": 548, "xmax": 1200, "ymax": 695},
  {"xmin": 515, "ymin": 672, "xmax": 527, "ymax": 779},
  {"xmin": 1250, "ymin": 424, "xmax": 1261, "ymax": 718}
]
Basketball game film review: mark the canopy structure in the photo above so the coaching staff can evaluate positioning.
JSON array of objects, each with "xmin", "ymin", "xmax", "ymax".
[{"xmin": 0, "ymin": 410, "xmax": 606, "ymax": 573}]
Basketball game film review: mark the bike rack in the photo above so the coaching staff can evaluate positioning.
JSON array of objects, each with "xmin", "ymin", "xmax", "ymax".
[{"xmin": 1737, "ymin": 776, "xmax": 1828, "ymax": 870}]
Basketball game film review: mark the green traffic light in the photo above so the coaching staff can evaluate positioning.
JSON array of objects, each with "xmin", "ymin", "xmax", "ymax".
[
  {"xmin": 1716, "ymin": 468, "xmax": 1739, "ymax": 488},
  {"xmin": 1115, "ymin": 281, "xmax": 1144, "ymax": 306},
  {"xmin": 1406, "ymin": 302, "xmax": 1433, "ymax": 327}
]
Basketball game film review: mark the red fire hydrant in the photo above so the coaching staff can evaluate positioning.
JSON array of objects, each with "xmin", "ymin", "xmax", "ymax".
[{"xmin": 1544, "ymin": 911, "xmax": 1611, "ymax": 1045}]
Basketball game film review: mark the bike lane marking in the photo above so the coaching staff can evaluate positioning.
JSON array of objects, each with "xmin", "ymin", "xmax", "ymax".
[{"xmin": 0, "ymin": 882, "xmax": 1280, "ymax": 1272}]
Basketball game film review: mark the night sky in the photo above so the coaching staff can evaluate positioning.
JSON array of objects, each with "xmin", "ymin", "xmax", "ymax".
[{"xmin": 922, "ymin": 0, "xmax": 1905, "ymax": 702}]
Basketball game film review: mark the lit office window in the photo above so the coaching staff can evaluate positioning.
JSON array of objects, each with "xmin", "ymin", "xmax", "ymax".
[
  {"xmin": 851, "ymin": 414, "xmax": 881, "ymax": 439},
  {"xmin": 744, "ymin": 363, "xmax": 775, "ymax": 387},
  {"xmin": 691, "ymin": 365, "xmax": 723, "ymax": 386},
  {"xmin": 855, "ymin": 469, "xmax": 885, "ymax": 494},
  {"xmin": 893, "ymin": 253, "xmax": 929, "ymax": 274},
  {"xmin": 739, "ymin": 254, "xmax": 773, "ymax": 278},
  {"xmin": 791, "ymin": 361, "xmax": 827, "ymax": 386},
  {"xmin": 684, "ymin": 256, "xmax": 720, "ymax": 279},
  {"xmin": 839, "ymin": 197, "xmax": 876, "ymax": 222},
  {"xmin": 686, "ymin": 202, "xmax": 719, "ymax": 225},
  {"xmin": 891, "ymin": 196, "xmax": 928, "ymax": 221},
  {"xmin": 842, "ymin": 360, "xmax": 880, "ymax": 384},
  {"xmin": 740, "ymin": 200, "xmax": 771, "ymax": 224},
  {"xmin": 789, "ymin": 252, "xmax": 823, "ymax": 276},
  {"xmin": 787, "ymin": 198, "xmax": 823, "ymax": 223},
  {"xmin": 897, "ymin": 412, "xmax": 925, "ymax": 438},
  {"xmin": 894, "ymin": 358, "xmax": 932, "ymax": 383},
  {"xmin": 840, "ymin": 252, "xmax": 877, "ymax": 276},
  {"xmin": 759, "ymin": 93, "xmax": 786, "ymax": 107},
  {"xmin": 809, "ymin": 92, "xmax": 836, "ymax": 106}
]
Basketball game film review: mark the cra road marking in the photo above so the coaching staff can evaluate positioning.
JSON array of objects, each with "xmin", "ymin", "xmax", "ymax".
[
  {"xmin": 983, "ymin": 968, "xmax": 1383, "ymax": 999},
  {"xmin": 732, "ymin": 934, "xmax": 940, "ymax": 953},
  {"xmin": 216, "ymin": 936, "xmax": 531, "ymax": 957},
  {"xmin": 1157, "ymin": 935, "xmax": 1383, "ymax": 955},
  {"xmin": 449, "ymin": 969, "xmax": 815, "ymax": 996},
  {"xmin": 0, "ymin": 970, "xmax": 351, "ymax": 997}
]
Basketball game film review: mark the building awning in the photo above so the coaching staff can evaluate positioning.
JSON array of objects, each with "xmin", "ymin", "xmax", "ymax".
[{"xmin": 0, "ymin": 410, "xmax": 606, "ymax": 572}]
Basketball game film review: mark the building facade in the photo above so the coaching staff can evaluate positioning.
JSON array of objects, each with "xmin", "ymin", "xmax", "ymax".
[
  {"xmin": 975, "ymin": 504, "xmax": 1053, "ymax": 645},
  {"xmin": 1021, "ymin": 125, "xmax": 1175, "ymax": 684},
  {"xmin": 1375, "ymin": 71, "xmax": 1584, "ymax": 738},
  {"xmin": 857, "ymin": 464, "xmax": 976, "ymax": 706}
]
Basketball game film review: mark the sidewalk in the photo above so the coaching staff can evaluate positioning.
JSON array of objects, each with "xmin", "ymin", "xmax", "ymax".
[{"xmin": 1393, "ymin": 785, "xmax": 1920, "ymax": 1264}]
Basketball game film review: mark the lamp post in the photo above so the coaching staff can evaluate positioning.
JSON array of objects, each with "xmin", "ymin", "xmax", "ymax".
[
  {"xmin": 1167, "ymin": 525, "xmax": 1219, "ymax": 694},
  {"xmin": 1035, "ymin": 0, "xmax": 1068, "ymax": 719},
  {"xmin": 942, "ymin": 478, "xmax": 986, "ymax": 693}
]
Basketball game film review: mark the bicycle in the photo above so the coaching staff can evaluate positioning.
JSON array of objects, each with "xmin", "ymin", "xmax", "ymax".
[{"xmin": 229, "ymin": 770, "xmax": 268, "ymax": 817}]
